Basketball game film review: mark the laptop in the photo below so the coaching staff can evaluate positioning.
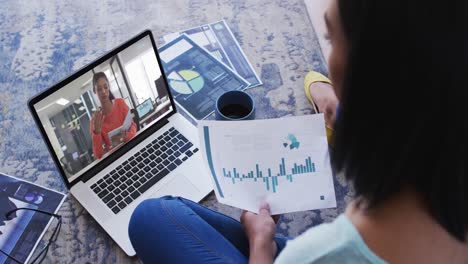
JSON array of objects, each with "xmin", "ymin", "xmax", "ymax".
[
  {"xmin": 28, "ymin": 30, "xmax": 213, "ymax": 256},
  {"xmin": 135, "ymin": 98, "xmax": 154, "ymax": 120}
]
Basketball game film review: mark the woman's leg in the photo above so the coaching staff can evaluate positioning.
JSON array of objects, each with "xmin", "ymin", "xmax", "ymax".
[
  {"xmin": 308, "ymin": 81, "xmax": 339, "ymax": 127},
  {"xmin": 128, "ymin": 196, "xmax": 287, "ymax": 263},
  {"xmin": 178, "ymin": 197, "xmax": 288, "ymax": 257},
  {"xmin": 304, "ymin": 71, "xmax": 339, "ymax": 145},
  {"xmin": 128, "ymin": 196, "xmax": 247, "ymax": 263}
]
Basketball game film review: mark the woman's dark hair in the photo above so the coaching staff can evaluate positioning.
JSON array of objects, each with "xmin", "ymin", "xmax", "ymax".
[
  {"xmin": 332, "ymin": 0, "xmax": 466, "ymax": 241},
  {"xmin": 93, "ymin": 72, "xmax": 115, "ymax": 101}
]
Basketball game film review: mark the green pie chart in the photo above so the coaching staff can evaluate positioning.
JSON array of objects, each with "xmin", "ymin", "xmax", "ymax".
[{"xmin": 168, "ymin": 69, "xmax": 205, "ymax": 95}]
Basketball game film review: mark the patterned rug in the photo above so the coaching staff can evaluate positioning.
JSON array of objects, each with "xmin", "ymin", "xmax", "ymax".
[{"xmin": 0, "ymin": 0, "xmax": 351, "ymax": 262}]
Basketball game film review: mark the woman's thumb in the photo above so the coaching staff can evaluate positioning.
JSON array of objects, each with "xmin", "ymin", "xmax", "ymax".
[{"xmin": 259, "ymin": 202, "xmax": 271, "ymax": 216}]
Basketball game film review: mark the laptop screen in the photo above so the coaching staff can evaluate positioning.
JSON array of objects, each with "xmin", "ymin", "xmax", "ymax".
[
  {"xmin": 32, "ymin": 34, "xmax": 173, "ymax": 183},
  {"xmin": 136, "ymin": 98, "xmax": 154, "ymax": 119}
]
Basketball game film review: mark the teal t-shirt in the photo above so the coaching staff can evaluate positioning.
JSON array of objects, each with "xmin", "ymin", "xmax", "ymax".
[{"xmin": 275, "ymin": 214, "xmax": 387, "ymax": 264}]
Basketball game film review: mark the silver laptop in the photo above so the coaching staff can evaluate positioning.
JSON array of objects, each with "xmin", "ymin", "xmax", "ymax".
[{"xmin": 28, "ymin": 30, "xmax": 213, "ymax": 256}]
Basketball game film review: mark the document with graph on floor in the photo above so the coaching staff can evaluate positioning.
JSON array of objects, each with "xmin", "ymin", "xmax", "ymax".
[
  {"xmin": 158, "ymin": 34, "xmax": 250, "ymax": 122},
  {"xmin": 0, "ymin": 173, "xmax": 66, "ymax": 264},
  {"xmin": 198, "ymin": 114, "xmax": 337, "ymax": 215},
  {"xmin": 162, "ymin": 20, "xmax": 262, "ymax": 89}
]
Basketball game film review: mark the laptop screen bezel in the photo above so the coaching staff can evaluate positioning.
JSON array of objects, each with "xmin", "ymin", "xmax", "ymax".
[{"xmin": 28, "ymin": 30, "xmax": 177, "ymax": 189}]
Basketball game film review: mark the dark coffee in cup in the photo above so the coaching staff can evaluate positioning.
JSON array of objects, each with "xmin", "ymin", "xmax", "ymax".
[
  {"xmin": 215, "ymin": 91, "xmax": 255, "ymax": 121},
  {"xmin": 219, "ymin": 104, "xmax": 251, "ymax": 119}
]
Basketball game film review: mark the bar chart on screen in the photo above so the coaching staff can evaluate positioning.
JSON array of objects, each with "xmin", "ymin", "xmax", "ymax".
[{"xmin": 199, "ymin": 115, "xmax": 337, "ymax": 215}]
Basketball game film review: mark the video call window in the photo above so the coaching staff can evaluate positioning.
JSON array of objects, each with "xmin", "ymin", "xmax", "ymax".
[{"xmin": 34, "ymin": 36, "xmax": 172, "ymax": 182}]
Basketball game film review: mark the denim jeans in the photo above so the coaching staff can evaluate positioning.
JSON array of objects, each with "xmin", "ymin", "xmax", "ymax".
[{"xmin": 128, "ymin": 196, "xmax": 288, "ymax": 263}]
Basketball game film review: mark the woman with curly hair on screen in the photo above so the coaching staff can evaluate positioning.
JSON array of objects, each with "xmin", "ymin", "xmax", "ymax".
[{"xmin": 90, "ymin": 72, "xmax": 137, "ymax": 159}]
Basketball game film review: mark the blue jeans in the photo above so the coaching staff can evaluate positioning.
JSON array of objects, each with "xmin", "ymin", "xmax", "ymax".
[{"xmin": 128, "ymin": 196, "xmax": 288, "ymax": 263}]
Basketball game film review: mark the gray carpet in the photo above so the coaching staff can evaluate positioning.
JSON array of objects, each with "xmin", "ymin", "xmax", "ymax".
[{"xmin": 0, "ymin": 0, "xmax": 352, "ymax": 262}]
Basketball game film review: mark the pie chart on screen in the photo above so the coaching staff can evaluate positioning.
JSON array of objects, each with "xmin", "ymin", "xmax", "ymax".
[{"xmin": 168, "ymin": 69, "xmax": 205, "ymax": 95}]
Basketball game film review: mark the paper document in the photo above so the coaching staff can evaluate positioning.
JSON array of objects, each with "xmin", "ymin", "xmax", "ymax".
[
  {"xmin": 198, "ymin": 115, "xmax": 337, "ymax": 214},
  {"xmin": 159, "ymin": 34, "xmax": 250, "ymax": 121},
  {"xmin": 163, "ymin": 20, "xmax": 262, "ymax": 88},
  {"xmin": 0, "ymin": 173, "xmax": 66, "ymax": 264},
  {"xmin": 107, "ymin": 109, "xmax": 132, "ymax": 139}
]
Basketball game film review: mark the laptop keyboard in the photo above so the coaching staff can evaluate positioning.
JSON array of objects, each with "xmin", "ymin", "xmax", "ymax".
[{"xmin": 90, "ymin": 127, "xmax": 199, "ymax": 214}]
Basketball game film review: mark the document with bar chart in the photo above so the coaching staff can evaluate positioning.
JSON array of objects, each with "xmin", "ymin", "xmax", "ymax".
[{"xmin": 198, "ymin": 114, "xmax": 336, "ymax": 214}]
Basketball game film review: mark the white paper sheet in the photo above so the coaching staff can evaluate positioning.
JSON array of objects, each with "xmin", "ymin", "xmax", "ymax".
[
  {"xmin": 107, "ymin": 109, "xmax": 132, "ymax": 139},
  {"xmin": 162, "ymin": 20, "xmax": 262, "ymax": 88},
  {"xmin": 198, "ymin": 114, "xmax": 337, "ymax": 214},
  {"xmin": 0, "ymin": 173, "xmax": 66, "ymax": 264},
  {"xmin": 0, "ymin": 199, "xmax": 37, "ymax": 251}
]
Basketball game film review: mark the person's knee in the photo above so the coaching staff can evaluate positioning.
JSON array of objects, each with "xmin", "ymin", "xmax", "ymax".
[
  {"xmin": 128, "ymin": 196, "xmax": 183, "ymax": 235},
  {"xmin": 128, "ymin": 196, "xmax": 188, "ymax": 254},
  {"xmin": 130, "ymin": 196, "xmax": 174, "ymax": 223}
]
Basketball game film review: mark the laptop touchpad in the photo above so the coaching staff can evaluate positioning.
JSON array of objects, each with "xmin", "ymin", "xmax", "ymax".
[{"xmin": 151, "ymin": 174, "xmax": 200, "ymax": 199}]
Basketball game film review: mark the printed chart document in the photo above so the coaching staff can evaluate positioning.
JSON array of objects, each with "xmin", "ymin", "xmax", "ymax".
[
  {"xmin": 159, "ymin": 34, "xmax": 250, "ymax": 121},
  {"xmin": 107, "ymin": 109, "xmax": 132, "ymax": 140},
  {"xmin": 0, "ymin": 173, "xmax": 66, "ymax": 264},
  {"xmin": 198, "ymin": 115, "xmax": 337, "ymax": 214},
  {"xmin": 163, "ymin": 20, "xmax": 262, "ymax": 88}
]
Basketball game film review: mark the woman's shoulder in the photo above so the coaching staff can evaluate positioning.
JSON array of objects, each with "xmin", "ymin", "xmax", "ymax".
[
  {"xmin": 276, "ymin": 215, "xmax": 348, "ymax": 262},
  {"xmin": 275, "ymin": 214, "xmax": 386, "ymax": 264},
  {"xmin": 114, "ymin": 98, "xmax": 126, "ymax": 105},
  {"xmin": 113, "ymin": 98, "xmax": 129, "ymax": 110}
]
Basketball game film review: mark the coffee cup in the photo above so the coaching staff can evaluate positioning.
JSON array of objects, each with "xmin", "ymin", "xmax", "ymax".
[{"xmin": 215, "ymin": 90, "xmax": 255, "ymax": 120}]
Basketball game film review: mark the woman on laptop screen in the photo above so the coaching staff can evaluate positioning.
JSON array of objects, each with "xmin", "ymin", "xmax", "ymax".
[{"xmin": 90, "ymin": 72, "xmax": 136, "ymax": 159}]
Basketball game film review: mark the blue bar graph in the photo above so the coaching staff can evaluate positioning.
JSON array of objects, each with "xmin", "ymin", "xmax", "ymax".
[
  {"xmin": 204, "ymin": 126, "xmax": 318, "ymax": 196},
  {"xmin": 203, "ymin": 127, "xmax": 224, "ymax": 197},
  {"xmin": 221, "ymin": 156, "xmax": 317, "ymax": 193}
]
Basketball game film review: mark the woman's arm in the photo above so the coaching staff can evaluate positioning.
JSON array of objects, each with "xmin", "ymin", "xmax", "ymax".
[
  {"xmin": 125, "ymin": 120, "xmax": 137, "ymax": 142},
  {"xmin": 118, "ymin": 99, "xmax": 137, "ymax": 142},
  {"xmin": 90, "ymin": 113, "xmax": 104, "ymax": 159},
  {"xmin": 241, "ymin": 203, "xmax": 277, "ymax": 264},
  {"xmin": 249, "ymin": 240, "xmax": 276, "ymax": 264}
]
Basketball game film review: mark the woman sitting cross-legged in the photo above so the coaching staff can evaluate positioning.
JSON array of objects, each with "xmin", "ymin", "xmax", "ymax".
[{"xmin": 128, "ymin": 0, "xmax": 467, "ymax": 263}]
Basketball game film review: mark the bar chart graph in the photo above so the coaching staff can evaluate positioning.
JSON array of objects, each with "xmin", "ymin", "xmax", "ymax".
[
  {"xmin": 222, "ymin": 157, "xmax": 317, "ymax": 193},
  {"xmin": 199, "ymin": 115, "xmax": 337, "ymax": 214}
]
